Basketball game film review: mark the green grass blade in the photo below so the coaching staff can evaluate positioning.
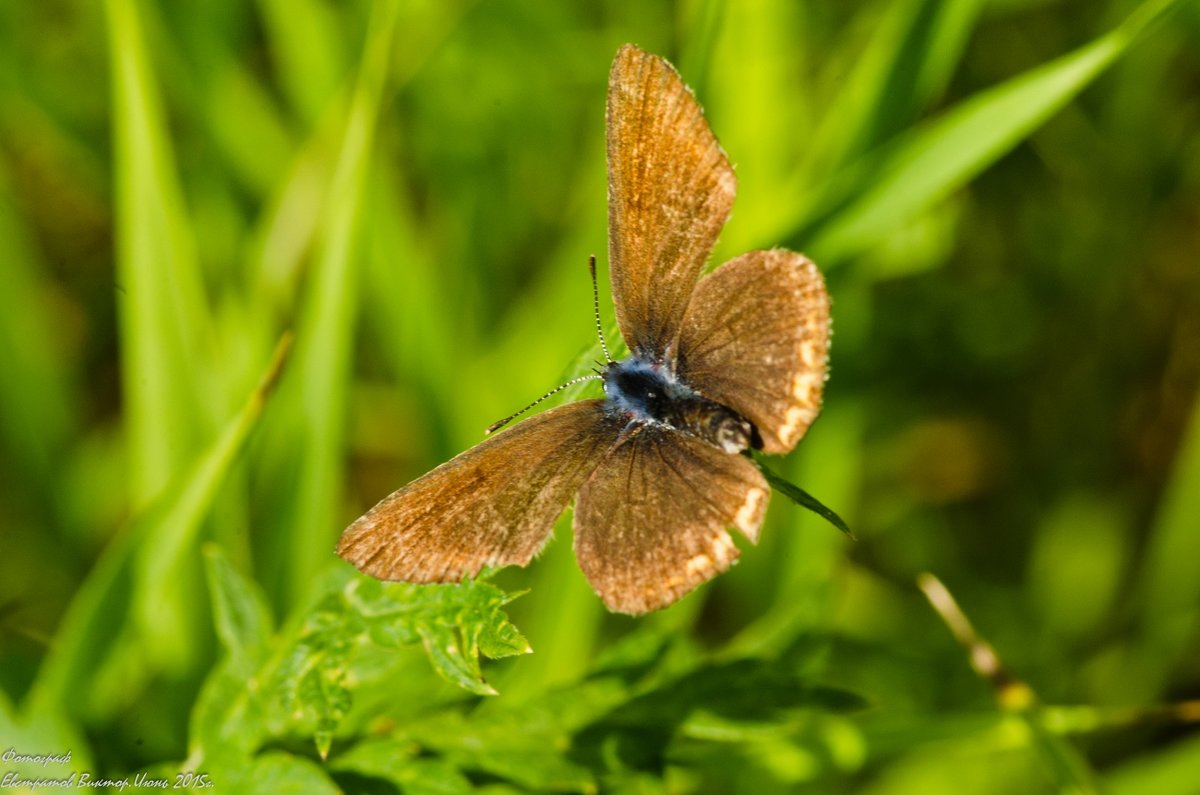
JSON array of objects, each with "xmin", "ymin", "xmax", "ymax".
[
  {"xmin": 28, "ymin": 336, "xmax": 291, "ymax": 717},
  {"xmin": 756, "ymin": 457, "xmax": 854, "ymax": 539},
  {"xmin": 200, "ymin": 62, "xmax": 296, "ymax": 200},
  {"xmin": 1023, "ymin": 711, "xmax": 1103, "ymax": 795},
  {"xmin": 1108, "ymin": 733, "xmax": 1200, "ymax": 795},
  {"xmin": 256, "ymin": 0, "xmax": 346, "ymax": 123},
  {"xmin": 705, "ymin": 0, "xmax": 813, "ymax": 255},
  {"xmin": 0, "ymin": 160, "xmax": 77, "ymax": 499},
  {"xmin": 133, "ymin": 336, "xmax": 292, "ymax": 668},
  {"xmin": 271, "ymin": 0, "xmax": 400, "ymax": 605},
  {"xmin": 245, "ymin": 104, "xmax": 340, "ymax": 313},
  {"xmin": 728, "ymin": 401, "xmax": 863, "ymax": 657},
  {"xmin": 801, "ymin": 0, "xmax": 1185, "ymax": 265},
  {"xmin": 1132, "ymin": 386, "xmax": 1200, "ymax": 699},
  {"xmin": 804, "ymin": 0, "xmax": 984, "ymax": 185},
  {"xmin": 106, "ymin": 0, "xmax": 218, "ymax": 505},
  {"xmin": 361, "ymin": 161, "xmax": 455, "ymax": 407}
]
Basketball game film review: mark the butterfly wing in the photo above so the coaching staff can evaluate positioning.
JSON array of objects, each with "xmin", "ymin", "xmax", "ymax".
[
  {"xmin": 338, "ymin": 400, "xmax": 617, "ymax": 582},
  {"xmin": 676, "ymin": 249, "xmax": 831, "ymax": 454},
  {"xmin": 606, "ymin": 44, "xmax": 735, "ymax": 360},
  {"xmin": 573, "ymin": 425, "xmax": 768, "ymax": 614}
]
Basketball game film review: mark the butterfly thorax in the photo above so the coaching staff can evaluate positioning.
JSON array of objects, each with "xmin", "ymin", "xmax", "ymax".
[{"xmin": 602, "ymin": 357, "xmax": 757, "ymax": 454}]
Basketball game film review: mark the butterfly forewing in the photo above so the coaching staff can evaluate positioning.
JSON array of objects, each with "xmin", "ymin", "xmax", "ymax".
[
  {"xmin": 573, "ymin": 426, "xmax": 768, "ymax": 615},
  {"xmin": 338, "ymin": 400, "xmax": 617, "ymax": 582},
  {"xmin": 676, "ymin": 250, "xmax": 831, "ymax": 453},
  {"xmin": 606, "ymin": 44, "xmax": 735, "ymax": 361}
]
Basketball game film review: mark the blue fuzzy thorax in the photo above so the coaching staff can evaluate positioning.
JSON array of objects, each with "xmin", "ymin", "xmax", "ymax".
[{"xmin": 601, "ymin": 356, "xmax": 757, "ymax": 453}]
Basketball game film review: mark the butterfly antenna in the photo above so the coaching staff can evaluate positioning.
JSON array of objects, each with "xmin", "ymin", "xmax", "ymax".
[
  {"xmin": 485, "ymin": 374, "xmax": 603, "ymax": 435},
  {"xmin": 589, "ymin": 255, "xmax": 613, "ymax": 364},
  {"xmin": 485, "ymin": 258, "xmax": 613, "ymax": 436}
]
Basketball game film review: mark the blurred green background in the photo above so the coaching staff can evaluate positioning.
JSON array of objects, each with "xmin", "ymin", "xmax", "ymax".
[{"xmin": 2, "ymin": 0, "xmax": 1199, "ymax": 792}]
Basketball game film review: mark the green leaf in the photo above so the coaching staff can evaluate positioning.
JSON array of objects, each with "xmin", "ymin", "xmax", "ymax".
[
  {"xmin": 188, "ymin": 545, "xmax": 277, "ymax": 760},
  {"xmin": 188, "ymin": 655, "xmax": 269, "ymax": 764},
  {"xmin": 755, "ymin": 458, "xmax": 854, "ymax": 538},
  {"xmin": 331, "ymin": 740, "xmax": 474, "ymax": 795},
  {"xmin": 202, "ymin": 544, "xmax": 275, "ymax": 670},
  {"xmin": 572, "ymin": 657, "xmax": 865, "ymax": 776},
  {"xmin": 407, "ymin": 701, "xmax": 604, "ymax": 793},
  {"xmin": 211, "ymin": 751, "xmax": 340, "ymax": 795},
  {"xmin": 0, "ymin": 690, "xmax": 95, "ymax": 783}
]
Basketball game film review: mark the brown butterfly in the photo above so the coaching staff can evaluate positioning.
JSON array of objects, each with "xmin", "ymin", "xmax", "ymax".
[{"xmin": 337, "ymin": 44, "xmax": 831, "ymax": 615}]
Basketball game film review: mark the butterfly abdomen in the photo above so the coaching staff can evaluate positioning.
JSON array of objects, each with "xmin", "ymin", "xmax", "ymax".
[
  {"xmin": 603, "ymin": 356, "xmax": 756, "ymax": 454},
  {"xmin": 671, "ymin": 398, "xmax": 756, "ymax": 454}
]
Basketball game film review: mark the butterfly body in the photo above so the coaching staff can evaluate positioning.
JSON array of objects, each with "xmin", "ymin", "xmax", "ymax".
[
  {"xmin": 338, "ymin": 44, "xmax": 831, "ymax": 614},
  {"xmin": 602, "ymin": 356, "xmax": 756, "ymax": 454}
]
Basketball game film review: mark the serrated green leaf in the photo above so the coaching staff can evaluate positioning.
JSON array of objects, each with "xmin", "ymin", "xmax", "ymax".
[
  {"xmin": 473, "ymin": 602, "xmax": 534, "ymax": 661},
  {"xmin": 418, "ymin": 623, "xmax": 495, "ymax": 697},
  {"xmin": 345, "ymin": 577, "xmax": 532, "ymax": 690},
  {"xmin": 272, "ymin": 619, "xmax": 354, "ymax": 756},
  {"xmin": 267, "ymin": 572, "xmax": 529, "ymax": 753}
]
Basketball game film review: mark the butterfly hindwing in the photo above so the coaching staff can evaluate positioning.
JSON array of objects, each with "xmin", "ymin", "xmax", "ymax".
[
  {"xmin": 606, "ymin": 44, "xmax": 735, "ymax": 360},
  {"xmin": 338, "ymin": 400, "xmax": 617, "ymax": 582},
  {"xmin": 677, "ymin": 250, "xmax": 831, "ymax": 453},
  {"xmin": 573, "ymin": 425, "xmax": 769, "ymax": 615}
]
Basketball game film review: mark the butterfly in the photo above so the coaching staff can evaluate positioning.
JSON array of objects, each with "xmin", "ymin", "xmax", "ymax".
[{"xmin": 337, "ymin": 44, "xmax": 831, "ymax": 615}]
